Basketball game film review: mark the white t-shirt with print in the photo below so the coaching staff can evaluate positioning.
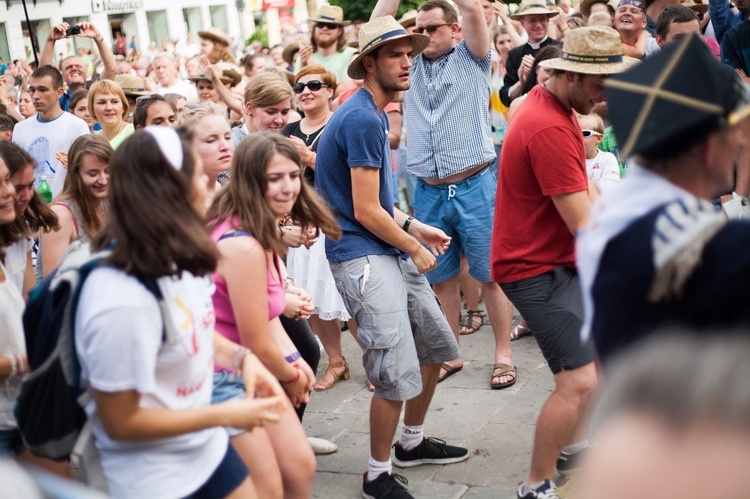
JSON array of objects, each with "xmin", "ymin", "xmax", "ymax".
[
  {"xmin": 0, "ymin": 264, "xmax": 26, "ymax": 430},
  {"xmin": 75, "ymin": 267, "xmax": 227, "ymax": 498},
  {"xmin": 12, "ymin": 112, "xmax": 89, "ymax": 196},
  {"xmin": 586, "ymin": 150, "xmax": 621, "ymax": 184},
  {"xmin": 4, "ymin": 237, "xmax": 32, "ymax": 294}
]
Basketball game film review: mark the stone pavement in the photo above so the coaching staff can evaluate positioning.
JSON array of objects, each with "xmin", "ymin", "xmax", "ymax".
[{"xmin": 303, "ymin": 317, "xmax": 560, "ymax": 499}]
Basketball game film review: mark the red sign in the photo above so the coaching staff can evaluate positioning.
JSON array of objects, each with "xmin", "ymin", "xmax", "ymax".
[{"xmin": 262, "ymin": 0, "xmax": 295, "ymax": 10}]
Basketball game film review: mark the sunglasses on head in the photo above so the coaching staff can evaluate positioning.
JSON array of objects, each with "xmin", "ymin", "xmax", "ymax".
[
  {"xmin": 414, "ymin": 22, "xmax": 450, "ymax": 34},
  {"xmin": 582, "ymin": 130, "xmax": 602, "ymax": 138},
  {"xmin": 316, "ymin": 22, "xmax": 340, "ymax": 30},
  {"xmin": 617, "ymin": 0, "xmax": 645, "ymax": 9},
  {"xmin": 293, "ymin": 80, "xmax": 330, "ymax": 94},
  {"xmin": 135, "ymin": 94, "xmax": 162, "ymax": 104}
]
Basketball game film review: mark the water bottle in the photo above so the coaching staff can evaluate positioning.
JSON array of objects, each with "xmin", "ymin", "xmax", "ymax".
[{"xmin": 38, "ymin": 176, "xmax": 52, "ymax": 204}]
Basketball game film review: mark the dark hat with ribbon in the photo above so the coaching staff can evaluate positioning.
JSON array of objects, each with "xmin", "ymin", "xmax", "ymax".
[{"xmin": 604, "ymin": 33, "xmax": 750, "ymax": 158}]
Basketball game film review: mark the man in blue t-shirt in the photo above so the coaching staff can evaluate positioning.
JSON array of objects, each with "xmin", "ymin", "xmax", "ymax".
[{"xmin": 316, "ymin": 15, "xmax": 468, "ymax": 499}]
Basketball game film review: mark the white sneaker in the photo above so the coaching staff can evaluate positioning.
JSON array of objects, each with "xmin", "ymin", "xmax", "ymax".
[{"xmin": 308, "ymin": 437, "xmax": 337, "ymax": 455}]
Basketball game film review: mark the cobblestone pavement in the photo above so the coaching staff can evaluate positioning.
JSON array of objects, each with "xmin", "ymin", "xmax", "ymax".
[{"xmin": 303, "ymin": 314, "xmax": 571, "ymax": 499}]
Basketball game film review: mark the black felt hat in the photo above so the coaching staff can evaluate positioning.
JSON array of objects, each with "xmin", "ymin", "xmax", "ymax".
[{"xmin": 604, "ymin": 33, "xmax": 750, "ymax": 158}]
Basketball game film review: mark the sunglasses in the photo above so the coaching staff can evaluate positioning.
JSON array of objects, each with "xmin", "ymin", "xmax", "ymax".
[
  {"xmin": 414, "ymin": 22, "xmax": 450, "ymax": 34},
  {"xmin": 617, "ymin": 0, "xmax": 645, "ymax": 9},
  {"xmin": 293, "ymin": 80, "xmax": 330, "ymax": 94},
  {"xmin": 582, "ymin": 130, "xmax": 602, "ymax": 138},
  {"xmin": 315, "ymin": 22, "xmax": 340, "ymax": 30}
]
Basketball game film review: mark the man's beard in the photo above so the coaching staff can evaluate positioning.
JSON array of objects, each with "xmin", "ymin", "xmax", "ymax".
[{"xmin": 315, "ymin": 34, "xmax": 338, "ymax": 49}]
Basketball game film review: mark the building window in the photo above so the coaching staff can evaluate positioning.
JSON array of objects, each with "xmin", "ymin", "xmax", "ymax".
[
  {"xmin": 210, "ymin": 5, "xmax": 229, "ymax": 31},
  {"xmin": 146, "ymin": 10, "xmax": 170, "ymax": 49},
  {"xmin": 0, "ymin": 24, "xmax": 9, "ymax": 63},
  {"xmin": 22, "ymin": 19, "xmax": 50, "ymax": 62},
  {"xmin": 183, "ymin": 7, "xmax": 203, "ymax": 35}
]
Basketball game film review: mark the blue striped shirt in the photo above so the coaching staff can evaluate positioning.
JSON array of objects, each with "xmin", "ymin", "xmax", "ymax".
[{"xmin": 405, "ymin": 40, "xmax": 496, "ymax": 180}]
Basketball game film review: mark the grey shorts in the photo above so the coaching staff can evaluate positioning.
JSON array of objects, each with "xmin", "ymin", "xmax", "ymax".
[
  {"xmin": 330, "ymin": 255, "xmax": 460, "ymax": 401},
  {"xmin": 500, "ymin": 267, "xmax": 597, "ymax": 374}
]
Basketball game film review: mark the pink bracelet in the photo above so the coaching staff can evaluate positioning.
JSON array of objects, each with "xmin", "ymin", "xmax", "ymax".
[{"xmin": 281, "ymin": 365, "xmax": 301, "ymax": 385}]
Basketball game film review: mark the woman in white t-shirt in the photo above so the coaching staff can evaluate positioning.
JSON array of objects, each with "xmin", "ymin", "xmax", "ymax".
[
  {"xmin": 75, "ymin": 126, "xmax": 285, "ymax": 498},
  {"xmin": 0, "ymin": 142, "xmax": 59, "ymax": 297}
]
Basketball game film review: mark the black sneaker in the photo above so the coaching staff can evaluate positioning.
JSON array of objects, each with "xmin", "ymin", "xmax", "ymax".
[
  {"xmin": 362, "ymin": 472, "xmax": 413, "ymax": 499},
  {"xmin": 517, "ymin": 480, "xmax": 561, "ymax": 499},
  {"xmin": 392, "ymin": 437, "xmax": 469, "ymax": 468},
  {"xmin": 556, "ymin": 446, "xmax": 587, "ymax": 476}
]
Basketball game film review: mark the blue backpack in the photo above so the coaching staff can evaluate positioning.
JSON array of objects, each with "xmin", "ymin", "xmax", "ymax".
[{"xmin": 15, "ymin": 242, "xmax": 164, "ymax": 460}]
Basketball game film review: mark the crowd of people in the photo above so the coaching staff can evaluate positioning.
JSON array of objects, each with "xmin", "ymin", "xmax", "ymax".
[{"xmin": 1, "ymin": 0, "xmax": 750, "ymax": 497}]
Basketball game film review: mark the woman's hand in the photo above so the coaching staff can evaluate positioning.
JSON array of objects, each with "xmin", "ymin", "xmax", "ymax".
[
  {"xmin": 240, "ymin": 352, "xmax": 285, "ymax": 399},
  {"xmin": 55, "ymin": 151, "xmax": 68, "ymax": 169},
  {"xmin": 283, "ymin": 291, "xmax": 314, "ymax": 321},
  {"xmin": 280, "ymin": 224, "xmax": 309, "ymax": 248},
  {"xmin": 281, "ymin": 365, "xmax": 311, "ymax": 407},
  {"xmin": 219, "ymin": 395, "xmax": 285, "ymax": 429},
  {"xmin": 288, "ymin": 136, "xmax": 314, "ymax": 166}
]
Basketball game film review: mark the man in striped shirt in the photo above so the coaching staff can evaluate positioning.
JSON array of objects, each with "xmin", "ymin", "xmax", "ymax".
[{"xmin": 373, "ymin": 0, "xmax": 516, "ymax": 388}]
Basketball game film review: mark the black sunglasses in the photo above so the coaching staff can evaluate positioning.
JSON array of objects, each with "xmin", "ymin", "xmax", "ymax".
[
  {"xmin": 414, "ymin": 22, "xmax": 450, "ymax": 34},
  {"xmin": 315, "ymin": 22, "xmax": 340, "ymax": 30},
  {"xmin": 293, "ymin": 80, "xmax": 330, "ymax": 94},
  {"xmin": 135, "ymin": 93, "xmax": 162, "ymax": 104}
]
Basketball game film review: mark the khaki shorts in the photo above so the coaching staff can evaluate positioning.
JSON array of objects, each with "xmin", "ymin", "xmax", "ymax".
[{"xmin": 330, "ymin": 255, "xmax": 460, "ymax": 401}]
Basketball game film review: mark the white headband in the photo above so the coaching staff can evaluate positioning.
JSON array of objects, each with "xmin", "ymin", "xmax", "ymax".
[{"xmin": 144, "ymin": 126, "xmax": 184, "ymax": 171}]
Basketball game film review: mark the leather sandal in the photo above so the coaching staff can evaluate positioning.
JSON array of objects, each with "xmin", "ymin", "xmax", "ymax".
[
  {"xmin": 459, "ymin": 309, "xmax": 484, "ymax": 335},
  {"xmin": 314, "ymin": 358, "xmax": 351, "ymax": 392},
  {"xmin": 490, "ymin": 363, "xmax": 517, "ymax": 390},
  {"xmin": 510, "ymin": 323, "xmax": 533, "ymax": 341}
]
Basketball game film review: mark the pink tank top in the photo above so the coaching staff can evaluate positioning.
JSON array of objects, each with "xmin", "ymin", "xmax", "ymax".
[{"xmin": 210, "ymin": 219, "xmax": 286, "ymax": 350}]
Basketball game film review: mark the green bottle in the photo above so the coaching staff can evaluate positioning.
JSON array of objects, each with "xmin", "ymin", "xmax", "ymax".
[{"xmin": 38, "ymin": 176, "xmax": 52, "ymax": 204}]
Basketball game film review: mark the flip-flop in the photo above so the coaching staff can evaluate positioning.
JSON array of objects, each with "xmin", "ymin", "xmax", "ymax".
[
  {"xmin": 438, "ymin": 362, "xmax": 462, "ymax": 383},
  {"xmin": 490, "ymin": 363, "xmax": 517, "ymax": 390}
]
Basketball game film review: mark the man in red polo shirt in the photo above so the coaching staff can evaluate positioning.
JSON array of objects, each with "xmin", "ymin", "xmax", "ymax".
[{"xmin": 491, "ymin": 27, "xmax": 636, "ymax": 499}]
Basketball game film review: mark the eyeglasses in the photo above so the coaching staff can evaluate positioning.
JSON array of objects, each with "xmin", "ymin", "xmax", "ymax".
[
  {"xmin": 617, "ymin": 0, "xmax": 645, "ymax": 9},
  {"xmin": 315, "ymin": 22, "xmax": 340, "ymax": 30},
  {"xmin": 414, "ymin": 23, "xmax": 450, "ymax": 34},
  {"xmin": 582, "ymin": 130, "xmax": 602, "ymax": 138},
  {"xmin": 293, "ymin": 80, "xmax": 330, "ymax": 94}
]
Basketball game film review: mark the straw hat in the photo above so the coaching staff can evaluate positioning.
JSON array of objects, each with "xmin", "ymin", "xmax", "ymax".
[
  {"xmin": 511, "ymin": 0, "xmax": 560, "ymax": 20},
  {"xmin": 579, "ymin": 0, "xmax": 612, "ymax": 17},
  {"xmin": 399, "ymin": 10, "xmax": 418, "ymax": 28},
  {"xmin": 282, "ymin": 43, "xmax": 299, "ymax": 66},
  {"xmin": 347, "ymin": 16, "xmax": 429, "ymax": 79},
  {"xmin": 189, "ymin": 64, "xmax": 241, "ymax": 87},
  {"xmin": 605, "ymin": 33, "xmax": 750, "ymax": 158},
  {"xmin": 197, "ymin": 27, "xmax": 229, "ymax": 46},
  {"xmin": 114, "ymin": 74, "xmax": 150, "ymax": 96},
  {"xmin": 683, "ymin": 0, "xmax": 708, "ymax": 14},
  {"xmin": 310, "ymin": 5, "xmax": 351, "ymax": 26},
  {"xmin": 539, "ymin": 26, "xmax": 638, "ymax": 74}
]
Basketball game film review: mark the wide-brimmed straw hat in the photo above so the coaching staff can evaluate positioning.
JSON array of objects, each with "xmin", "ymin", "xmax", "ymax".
[
  {"xmin": 579, "ymin": 0, "xmax": 613, "ymax": 17},
  {"xmin": 511, "ymin": 0, "xmax": 560, "ymax": 20},
  {"xmin": 310, "ymin": 5, "xmax": 351, "ymax": 26},
  {"xmin": 683, "ymin": 0, "xmax": 708, "ymax": 14},
  {"xmin": 189, "ymin": 63, "xmax": 242, "ymax": 87},
  {"xmin": 399, "ymin": 10, "xmax": 418, "ymax": 28},
  {"xmin": 198, "ymin": 27, "xmax": 229, "ymax": 46},
  {"xmin": 282, "ymin": 43, "xmax": 299, "ymax": 66},
  {"xmin": 114, "ymin": 74, "xmax": 150, "ymax": 96},
  {"xmin": 605, "ymin": 33, "xmax": 750, "ymax": 158},
  {"xmin": 348, "ymin": 16, "xmax": 429, "ymax": 79},
  {"xmin": 539, "ymin": 26, "xmax": 638, "ymax": 74}
]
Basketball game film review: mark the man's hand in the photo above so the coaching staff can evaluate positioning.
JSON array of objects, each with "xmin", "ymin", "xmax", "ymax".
[
  {"xmin": 75, "ymin": 22, "xmax": 102, "ymax": 40},
  {"xmin": 298, "ymin": 43, "xmax": 313, "ymax": 66},
  {"xmin": 409, "ymin": 245, "xmax": 438, "ymax": 274},
  {"xmin": 518, "ymin": 54, "xmax": 534, "ymax": 84},
  {"xmin": 410, "ymin": 220, "xmax": 451, "ymax": 256},
  {"xmin": 47, "ymin": 23, "xmax": 71, "ymax": 42}
]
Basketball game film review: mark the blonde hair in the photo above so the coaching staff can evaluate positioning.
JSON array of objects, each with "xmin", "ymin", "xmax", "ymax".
[
  {"xmin": 577, "ymin": 112, "xmax": 605, "ymax": 133},
  {"xmin": 243, "ymin": 72, "xmax": 294, "ymax": 107},
  {"xmin": 88, "ymin": 80, "xmax": 130, "ymax": 121},
  {"xmin": 178, "ymin": 102, "xmax": 227, "ymax": 127}
]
